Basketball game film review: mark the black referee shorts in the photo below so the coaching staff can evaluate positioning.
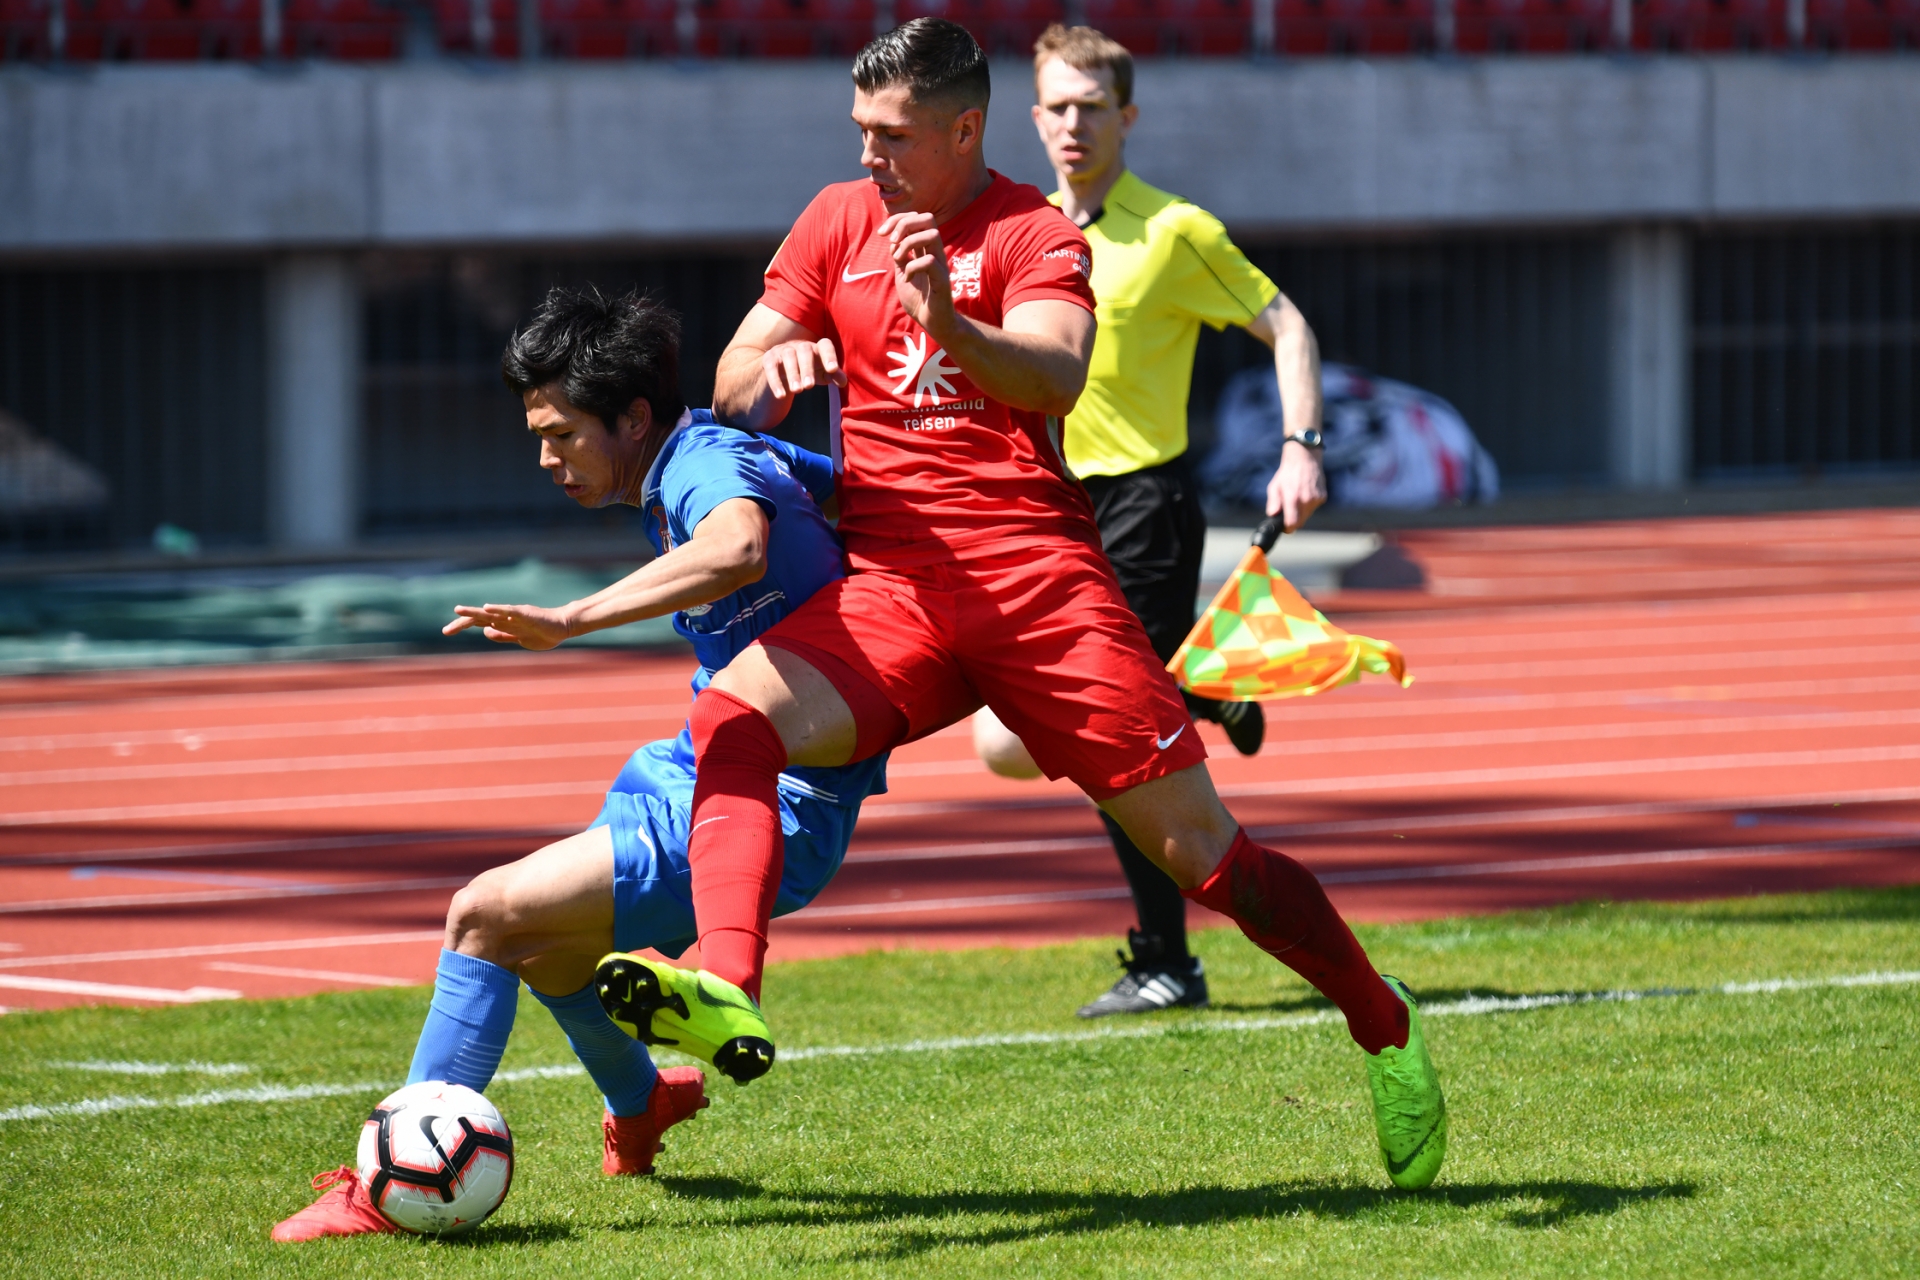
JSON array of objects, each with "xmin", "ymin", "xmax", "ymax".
[{"xmin": 1080, "ymin": 453, "xmax": 1208, "ymax": 666}]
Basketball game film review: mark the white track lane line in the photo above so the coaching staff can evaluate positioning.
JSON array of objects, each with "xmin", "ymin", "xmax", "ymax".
[
  {"xmin": 0, "ymin": 669, "xmax": 699, "ymax": 725},
  {"xmin": 12, "ymin": 741, "xmax": 1920, "ymax": 832},
  {"xmin": 5, "ymin": 826, "xmax": 575, "ymax": 870},
  {"xmin": 5, "ymin": 616, "xmax": 1906, "ymax": 756},
  {"xmin": 0, "ymin": 780, "xmax": 604, "ymax": 828},
  {"xmin": 5, "ymin": 968, "xmax": 1914, "ymax": 1123},
  {"xmin": 0, "ymin": 704, "xmax": 693, "ymax": 756},
  {"xmin": 800, "ymin": 887, "xmax": 1134, "ymax": 920},
  {"xmin": 0, "ymin": 930, "xmax": 444, "ymax": 973},
  {"xmin": 0, "ymin": 739, "xmax": 644, "ymax": 788},
  {"xmin": 0, "ymin": 875, "xmax": 472, "ymax": 916},
  {"xmin": 0, "ymin": 975, "xmax": 240, "ymax": 1002},
  {"xmin": 12, "ymin": 700, "xmax": 1912, "ymax": 790},
  {"xmin": 1386, "ymin": 611, "xmax": 1919, "ymax": 657},
  {"xmin": 204, "ymin": 962, "xmax": 413, "ymax": 987},
  {"xmin": 1412, "ymin": 641, "xmax": 1920, "ymax": 684},
  {"xmin": 1314, "ymin": 834, "xmax": 1920, "ymax": 885}
]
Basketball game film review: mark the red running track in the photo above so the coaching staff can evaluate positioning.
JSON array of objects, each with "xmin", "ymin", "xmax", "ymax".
[{"xmin": 2, "ymin": 507, "xmax": 1918, "ymax": 1012}]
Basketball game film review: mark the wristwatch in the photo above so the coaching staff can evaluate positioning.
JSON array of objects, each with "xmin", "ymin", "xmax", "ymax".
[{"xmin": 1282, "ymin": 428, "xmax": 1324, "ymax": 451}]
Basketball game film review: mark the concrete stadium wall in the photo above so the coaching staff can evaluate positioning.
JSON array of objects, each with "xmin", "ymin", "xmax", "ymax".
[{"xmin": 2, "ymin": 56, "xmax": 1918, "ymax": 252}]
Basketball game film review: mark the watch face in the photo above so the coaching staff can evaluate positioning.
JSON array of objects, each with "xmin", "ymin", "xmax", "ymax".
[{"xmin": 1295, "ymin": 429, "xmax": 1324, "ymax": 449}]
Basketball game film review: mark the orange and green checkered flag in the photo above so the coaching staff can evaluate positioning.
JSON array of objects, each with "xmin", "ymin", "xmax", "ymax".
[{"xmin": 1168, "ymin": 519, "xmax": 1412, "ymax": 701}]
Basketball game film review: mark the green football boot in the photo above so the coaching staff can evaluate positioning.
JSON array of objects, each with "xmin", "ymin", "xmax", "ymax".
[
  {"xmin": 595, "ymin": 952, "xmax": 776, "ymax": 1085},
  {"xmin": 1364, "ymin": 975, "xmax": 1448, "ymax": 1190}
]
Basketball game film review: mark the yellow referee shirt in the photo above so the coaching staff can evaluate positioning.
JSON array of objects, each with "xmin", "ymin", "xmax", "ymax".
[{"xmin": 1051, "ymin": 170, "xmax": 1280, "ymax": 479}]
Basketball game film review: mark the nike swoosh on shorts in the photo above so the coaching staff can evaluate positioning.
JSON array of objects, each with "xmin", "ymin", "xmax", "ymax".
[{"xmin": 1155, "ymin": 726, "xmax": 1186, "ymax": 750}]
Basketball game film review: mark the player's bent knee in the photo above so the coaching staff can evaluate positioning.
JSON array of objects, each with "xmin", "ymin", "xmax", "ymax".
[
  {"xmin": 443, "ymin": 875, "xmax": 513, "ymax": 961},
  {"xmin": 973, "ymin": 708, "xmax": 1042, "ymax": 780}
]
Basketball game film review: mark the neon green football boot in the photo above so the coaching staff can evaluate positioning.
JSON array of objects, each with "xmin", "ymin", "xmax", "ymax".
[
  {"xmin": 1364, "ymin": 975, "xmax": 1448, "ymax": 1190},
  {"xmin": 595, "ymin": 952, "xmax": 776, "ymax": 1085}
]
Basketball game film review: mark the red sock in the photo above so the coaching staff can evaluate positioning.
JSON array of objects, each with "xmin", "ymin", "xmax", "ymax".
[
  {"xmin": 1183, "ymin": 830, "xmax": 1409, "ymax": 1054},
  {"xmin": 687, "ymin": 688, "xmax": 787, "ymax": 1004}
]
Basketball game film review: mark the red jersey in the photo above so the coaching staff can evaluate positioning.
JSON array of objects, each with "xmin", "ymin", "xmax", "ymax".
[{"xmin": 760, "ymin": 173, "xmax": 1100, "ymax": 569}]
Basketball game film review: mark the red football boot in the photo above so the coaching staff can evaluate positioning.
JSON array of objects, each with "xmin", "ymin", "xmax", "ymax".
[
  {"xmin": 269, "ymin": 1166, "xmax": 401, "ymax": 1242},
  {"xmin": 602, "ymin": 1066, "xmax": 710, "ymax": 1176}
]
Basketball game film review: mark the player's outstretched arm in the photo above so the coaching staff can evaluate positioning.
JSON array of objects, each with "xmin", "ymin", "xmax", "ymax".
[
  {"xmin": 714, "ymin": 304, "xmax": 845, "ymax": 430},
  {"xmin": 443, "ymin": 497, "xmax": 771, "ymax": 649},
  {"xmin": 881, "ymin": 211, "xmax": 1094, "ymax": 417},
  {"xmin": 1246, "ymin": 292, "xmax": 1327, "ymax": 530}
]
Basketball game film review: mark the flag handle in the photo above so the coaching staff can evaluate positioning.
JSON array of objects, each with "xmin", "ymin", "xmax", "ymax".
[{"xmin": 1252, "ymin": 517, "xmax": 1285, "ymax": 553}]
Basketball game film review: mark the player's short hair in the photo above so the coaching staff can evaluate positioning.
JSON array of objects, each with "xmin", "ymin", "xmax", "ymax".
[
  {"xmin": 852, "ymin": 18, "xmax": 990, "ymax": 116},
  {"xmin": 1032, "ymin": 24, "xmax": 1134, "ymax": 110},
  {"xmin": 501, "ymin": 285, "xmax": 686, "ymax": 432}
]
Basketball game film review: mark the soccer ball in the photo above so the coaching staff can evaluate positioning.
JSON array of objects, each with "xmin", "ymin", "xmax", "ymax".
[{"xmin": 356, "ymin": 1081, "xmax": 514, "ymax": 1235}]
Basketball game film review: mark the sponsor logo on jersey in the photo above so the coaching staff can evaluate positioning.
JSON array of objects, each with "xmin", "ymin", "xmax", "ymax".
[
  {"xmin": 886, "ymin": 332, "xmax": 963, "ymax": 409},
  {"xmin": 1043, "ymin": 247, "xmax": 1092, "ymax": 276}
]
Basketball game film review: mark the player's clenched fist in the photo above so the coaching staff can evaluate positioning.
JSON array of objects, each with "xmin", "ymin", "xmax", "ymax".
[
  {"xmin": 878, "ymin": 211, "xmax": 955, "ymax": 335},
  {"xmin": 761, "ymin": 338, "xmax": 846, "ymax": 401},
  {"xmin": 443, "ymin": 603, "xmax": 573, "ymax": 650}
]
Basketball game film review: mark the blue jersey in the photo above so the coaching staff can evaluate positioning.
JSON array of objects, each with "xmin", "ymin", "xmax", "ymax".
[
  {"xmin": 642, "ymin": 409, "xmax": 842, "ymax": 674},
  {"xmin": 589, "ymin": 412, "xmax": 886, "ymax": 959}
]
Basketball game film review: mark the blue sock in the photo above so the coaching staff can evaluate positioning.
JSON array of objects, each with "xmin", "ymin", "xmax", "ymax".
[
  {"xmin": 529, "ymin": 982, "xmax": 659, "ymax": 1116},
  {"xmin": 406, "ymin": 949, "xmax": 521, "ymax": 1091}
]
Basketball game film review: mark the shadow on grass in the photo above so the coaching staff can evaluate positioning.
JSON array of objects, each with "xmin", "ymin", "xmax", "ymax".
[{"xmin": 647, "ymin": 1175, "xmax": 1696, "ymax": 1258}]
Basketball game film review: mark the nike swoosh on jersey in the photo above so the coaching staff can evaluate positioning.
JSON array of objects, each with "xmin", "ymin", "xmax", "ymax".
[
  {"xmin": 1154, "ymin": 725, "xmax": 1187, "ymax": 750},
  {"xmin": 841, "ymin": 266, "xmax": 888, "ymax": 282}
]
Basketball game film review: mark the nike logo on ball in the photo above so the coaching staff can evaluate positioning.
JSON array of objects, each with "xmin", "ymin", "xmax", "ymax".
[
  {"xmin": 1155, "ymin": 726, "xmax": 1186, "ymax": 750},
  {"xmin": 842, "ymin": 266, "xmax": 888, "ymax": 282}
]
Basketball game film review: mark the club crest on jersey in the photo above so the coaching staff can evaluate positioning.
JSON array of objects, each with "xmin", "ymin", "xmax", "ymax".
[
  {"xmin": 886, "ymin": 332, "xmax": 963, "ymax": 408},
  {"xmin": 949, "ymin": 250, "xmax": 984, "ymax": 300}
]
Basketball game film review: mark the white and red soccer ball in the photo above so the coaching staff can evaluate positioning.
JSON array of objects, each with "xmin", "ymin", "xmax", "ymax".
[{"xmin": 356, "ymin": 1081, "xmax": 513, "ymax": 1235}]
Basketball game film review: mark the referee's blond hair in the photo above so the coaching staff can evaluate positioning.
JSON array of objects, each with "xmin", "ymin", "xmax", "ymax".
[{"xmin": 1032, "ymin": 25, "xmax": 1134, "ymax": 109}]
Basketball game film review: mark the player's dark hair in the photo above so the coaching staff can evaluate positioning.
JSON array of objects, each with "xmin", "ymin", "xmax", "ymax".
[
  {"xmin": 500, "ymin": 285, "xmax": 686, "ymax": 431},
  {"xmin": 853, "ymin": 18, "xmax": 990, "ymax": 116}
]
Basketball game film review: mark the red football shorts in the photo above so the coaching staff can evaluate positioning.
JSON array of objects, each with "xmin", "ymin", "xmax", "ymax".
[{"xmin": 757, "ymin": 537, "xmax": 1208, "ymax": 801}]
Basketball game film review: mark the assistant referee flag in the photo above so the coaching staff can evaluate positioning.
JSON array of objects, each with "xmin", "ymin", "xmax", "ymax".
[{"xmin": 1168, "ymin": 521, "xmax": 1412, "ymax": 702}]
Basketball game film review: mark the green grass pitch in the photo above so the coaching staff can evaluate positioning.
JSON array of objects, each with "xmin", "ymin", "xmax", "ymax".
[{"xmin": 4, "ymin": 886, "xmax": 1919, "ymax": 1278}]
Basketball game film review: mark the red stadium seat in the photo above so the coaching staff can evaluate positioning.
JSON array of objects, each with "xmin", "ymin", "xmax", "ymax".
[
  {"xmin": 282, "ymin": 0, "xmax": 403, "ymax": 58},
  {"xmin": 701, "ymin": 0, "xmax": 874, "ymax": 59},
  {"xmin": 541, "ymin": 0, "xmax": 680, "ymax": 58},
  {"xmin": 894, "ymin": 0, "xmax": 1064, "ymax": 56},
  {"xmin": 1081, "ymin": 0, "xmax": 1251, "ymax": 56}
]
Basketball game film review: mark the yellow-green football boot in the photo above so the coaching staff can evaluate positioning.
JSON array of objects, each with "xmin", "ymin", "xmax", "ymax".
[
  {"xmin": 595, "ymin": 952, "xmax": 775, "ymax": 1085},
  {"xmin": 1364, "ymin": 975, "xmax": 1448, "ymax": 1189}
]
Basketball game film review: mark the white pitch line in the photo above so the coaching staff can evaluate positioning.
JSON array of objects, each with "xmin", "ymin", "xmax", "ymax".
[
  {"xmin": 0, "ymin": 875, "xmax": 472, "ymax": 916},
  {"xmin": 0, "ymin": 974, "xmax": 240, "ymax": 1002},
  {"xmin": 48, "ymin": 1060, "xmax": 254, "ymax": 1076},
  {"xmin": 204, "ymin": 962, "xmax": 415, "ymax": 987},
  {"xmin": 0, "ymin": 929, "xmax": 444, "ymax": 973},
  {"xmin": 5, "ymin": 968, "xmax": 1914, "ymax": 1124},
  {"xmin": 0, "ymin": 1082, "xmax": 384, "ymax": 1123}
]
